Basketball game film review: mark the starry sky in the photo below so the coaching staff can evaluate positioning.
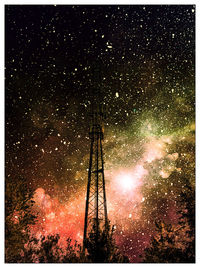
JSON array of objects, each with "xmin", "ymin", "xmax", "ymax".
[{"xmin": 5, "ymin": 4, "xmax": 195, "ymax": 262}]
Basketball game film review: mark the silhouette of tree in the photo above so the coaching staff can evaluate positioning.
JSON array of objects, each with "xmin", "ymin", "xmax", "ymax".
[
  {"xmin": 23, "ymin": 228, "xmax": 128, "ymax": 263},
  {"xmin": 141, "ymin": 175, "xmax": 195, "ymax": 263},
  {"xmin": 23, "ymin": 234, "xmax": 81, "ymax": 263},
  {"xmin": 169, "ymin": 139, "xmax": 195, "ymax": 262},
  {"xmin": 5, "ymin": 175, "xmax": 37, "ymax": 263},
  {"xmin": 84, "ymin": 222, "xmax": 129, "ymax": 263},
  {"xmin": 177, "ymin": 181, "xmax": 195, "ymax": 262},
  {"xmin": 142, "ymin": 220, "xmax": 185, "ymax": 263},
  {"xmin": 62, "ymin": 238, "xmax": 82, "ymax": 263},
  {"xmin": 141, "ymin": 136, "xmax": 195, "ymax": 263}
]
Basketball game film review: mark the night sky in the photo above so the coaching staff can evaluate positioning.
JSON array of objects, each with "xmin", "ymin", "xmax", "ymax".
[{"xmin": 5, "ymin": 4, "xmax": 195, "ymax": 262}]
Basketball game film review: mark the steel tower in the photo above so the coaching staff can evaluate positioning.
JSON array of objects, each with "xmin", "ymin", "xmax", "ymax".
[{"xmin": 83, "ymin": 63, "xmax": 108, "ymax": 250}]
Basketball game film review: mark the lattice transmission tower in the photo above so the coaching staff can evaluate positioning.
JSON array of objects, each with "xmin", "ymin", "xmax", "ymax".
[{"xmin": 83, "ymin": 62, "xmax": 108, "ymax": 250}]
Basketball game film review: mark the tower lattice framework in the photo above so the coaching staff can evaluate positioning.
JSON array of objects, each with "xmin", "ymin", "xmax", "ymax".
[{"xmin": 83, "ymin": 64, "xmax": 108, "ymax": 250}]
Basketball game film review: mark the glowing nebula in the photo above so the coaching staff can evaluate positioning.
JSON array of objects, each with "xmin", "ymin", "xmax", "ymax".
[
  {"xmin": 30, "ymin": 132, "xmax": 182, "ymax": 252},
  {"xmin": 31, "ymin": 187, "xmax": 85, "ymax": 245}
]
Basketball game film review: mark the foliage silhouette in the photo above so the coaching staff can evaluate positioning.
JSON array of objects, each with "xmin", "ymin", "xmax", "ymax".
[
  {"xmin": 5, "ymin": 175, "xmax": 37, "ymax": 263},
  {"xmin": 23, "ymin": 234, "xmax": 81, "ymax": 263},
  {"xmin": 142, "ymin": 220, "xmax": 185, "ymax": 263},
  {"xmin": 84, "ymin": 222, "xmax": 129, "ymax": 263},
  {"xmin": 22, "ymin": 222, "xmax": 129, "ymax": 263},
  {"xmin": 141, "ymin": 138, "xmax": 195, "ymax": 263}
]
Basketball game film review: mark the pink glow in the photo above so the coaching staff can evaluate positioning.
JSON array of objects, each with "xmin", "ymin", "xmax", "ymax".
[
  {"xmin": 111, "ymin": 164, "xmax": 148, "ymax": 194},
  {"xmin": 29, "ymin": 134, "xmax": 179, "ymax": 260},
  {"xmin": 31, "ymin": 187, "xmax": 86, "ymax": 245}
]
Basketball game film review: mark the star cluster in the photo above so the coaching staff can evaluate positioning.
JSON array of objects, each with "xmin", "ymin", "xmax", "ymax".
[{"xmin": 5, "ymin": 5, "xmax": 195, "ymax": 262}]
